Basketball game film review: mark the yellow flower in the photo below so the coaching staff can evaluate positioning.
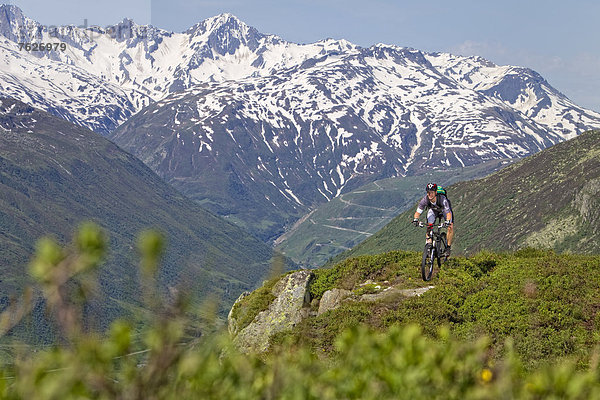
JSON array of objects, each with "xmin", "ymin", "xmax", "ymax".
[{"xmin": 481, "ymin": 368, "xmax": 493, "ymax": 383}]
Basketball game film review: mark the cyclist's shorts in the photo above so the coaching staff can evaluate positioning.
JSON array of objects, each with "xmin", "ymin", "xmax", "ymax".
[{"xmin": 427, "ymin": 208, "xmax": 454, "ymax": 224}]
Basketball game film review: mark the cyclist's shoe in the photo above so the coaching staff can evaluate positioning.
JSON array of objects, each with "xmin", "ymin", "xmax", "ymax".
[{"xmin": 444, "ymin": 246, "xmax": 452, "ymax": 258}]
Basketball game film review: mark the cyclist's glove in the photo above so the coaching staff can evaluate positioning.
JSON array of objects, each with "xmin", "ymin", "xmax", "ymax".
[
  {"xmin": 444, "ymin": 220, "xmax": 451, "ymax": 227},
  {"xmin": 412, "ymin": 218, "xmax": 420, "ymax": 227}
]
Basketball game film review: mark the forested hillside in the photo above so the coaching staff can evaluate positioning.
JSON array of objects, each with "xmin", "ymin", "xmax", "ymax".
[{"xmin": 0, "ymin": 98, "xmax": 276, "ymax": 339}]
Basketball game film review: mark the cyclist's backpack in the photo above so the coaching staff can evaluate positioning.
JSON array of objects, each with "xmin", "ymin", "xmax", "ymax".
[{"xmin": 435, "ymin": 186, "xmax": 451, "ymax": 210}]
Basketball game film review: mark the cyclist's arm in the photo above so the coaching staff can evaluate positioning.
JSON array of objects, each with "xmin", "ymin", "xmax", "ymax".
[
  {"xmin": 442, "ymin": 197, "xmax": 452, "ymax": 222},
  {"xmin": 414, "ymin": 197, "xmax": 428, "ymax": 219}
]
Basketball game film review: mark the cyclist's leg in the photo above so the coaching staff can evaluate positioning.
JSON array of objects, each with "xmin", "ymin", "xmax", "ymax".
[
  {"xmin": 447, "ymin": 208, "xmax": 454, "ymax": 246},
  {"xmin": 425, "ymin": 209, "xmax": 436, "ymax": 244},
  {"xmin": 426, "ymin": 209, "xmax": 437, "ymax": 225}
]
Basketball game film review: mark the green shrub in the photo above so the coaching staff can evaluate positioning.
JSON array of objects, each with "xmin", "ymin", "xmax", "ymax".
[
  {"xmin": 464, "ymin": 250, "xmax": 500, "ymax": 278},
  {"xmin": 514, "ymin": 247, "xmax": 555, "ymax": 258},
  {"xmin": 354, "ymin": 283, "xmax": 381, "ymax": 296}
]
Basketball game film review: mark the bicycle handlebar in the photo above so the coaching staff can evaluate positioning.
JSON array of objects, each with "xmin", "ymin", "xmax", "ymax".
[{"xmin": 415, "ymin": 221, "xmax": 445, "ymax": 229}]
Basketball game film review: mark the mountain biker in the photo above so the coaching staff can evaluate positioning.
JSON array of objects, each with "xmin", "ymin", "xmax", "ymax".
[{"xmin": 412, "ymin": 183, "xmax": 454, "ymax": 257}]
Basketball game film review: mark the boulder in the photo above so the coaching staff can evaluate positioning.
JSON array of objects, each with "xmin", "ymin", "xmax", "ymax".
[
  {"xmin": 232, "ymin": 270, "xmax": 314, "ymax": 353},
  {"xmin": 317, "ymin": 288, "xmax": 352, "ymax": 316},
  {"xmin": 360, "ymin": 285, "xmax": 435, "ymax": 302},
  {"xmin": 318, "ymin": 285, "xmax": 436, "ymax": 315}
]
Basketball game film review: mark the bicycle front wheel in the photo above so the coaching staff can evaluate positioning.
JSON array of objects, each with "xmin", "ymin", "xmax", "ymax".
[
  {"xmin": 438, "ymin": 234, "xmax": 446, "ymax": 266},
  {"xmin": 421, "ymin": 244, "xmax": 435, "ymax": 281}
]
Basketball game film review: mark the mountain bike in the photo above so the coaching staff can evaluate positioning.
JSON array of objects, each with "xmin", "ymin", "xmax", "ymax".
[{"xmin": 416, "ymin": 221, "xmax": 448, "ymax": 281}]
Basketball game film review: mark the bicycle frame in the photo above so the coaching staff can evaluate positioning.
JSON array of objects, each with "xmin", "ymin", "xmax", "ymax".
[
  {"xmin": 419, "ymin": 221, "xmax": 446, "ymax": 249},
  {"xmin": 417, "ymin": 221, "xmax": 448, "ymax": 281}
]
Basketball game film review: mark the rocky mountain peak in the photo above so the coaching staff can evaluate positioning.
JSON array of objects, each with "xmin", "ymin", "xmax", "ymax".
[
  {"xmin": 0, "ymin": 4, "xmax": 42, "ymax": 42},
  {"xmin": 106, "ymin": 18, "xmax": 137, "ymax": 41},
  {"xmin": 186, "ymin": 12, "xmax": 267, "ymax": 54}
]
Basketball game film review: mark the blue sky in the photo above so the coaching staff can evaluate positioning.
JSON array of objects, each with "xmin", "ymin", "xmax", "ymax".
[{"xmin": 7, "ymin": 0, "xmax": 600, "ymax": 111}]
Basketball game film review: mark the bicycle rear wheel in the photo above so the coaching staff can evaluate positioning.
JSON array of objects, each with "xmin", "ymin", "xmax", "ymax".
[{"xmin": 421, "ymin": 244, "xmax": 435, "ymax": 281}]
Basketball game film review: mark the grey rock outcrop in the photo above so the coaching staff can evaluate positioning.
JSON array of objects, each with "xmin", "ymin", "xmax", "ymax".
[
  {"xmin": 317, "ymin": 285, "xmax": 436, "ymax": 315},
  {"xmin": 359, "ymin": 285, "xmax": 435, "ymax": 302},
  {"xmin": 317, "ymin": 288, "xmax": 352, "ymax": 316},
  {"xmin": 229, "ymin": 272, "xmax": 437, "ymax": 353},
  {"xmin": 231, "ymin": 270, "xmax": 314, "ymax": 353}
]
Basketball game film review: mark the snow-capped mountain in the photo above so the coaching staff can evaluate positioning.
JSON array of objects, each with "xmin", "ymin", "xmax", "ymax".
[
  {"xmin": 2, "ymin": 4, "xmax": 600, "ymax": 241},
  {"xmin": 3, "ymin": 4, "xmax": 597, "ymax": 137},
  {"xmin": 0, "ymin": 5, "xmax": 358, "ymax": 134}
]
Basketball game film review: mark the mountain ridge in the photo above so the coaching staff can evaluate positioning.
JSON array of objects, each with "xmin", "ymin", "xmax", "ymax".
[
  {"xmin": 1, "ymin": 5, "xmax": 598, "ymax": 136},
  {"xmin": 229, "ymin": 247, "xmax": 600, "ymax": 373}
]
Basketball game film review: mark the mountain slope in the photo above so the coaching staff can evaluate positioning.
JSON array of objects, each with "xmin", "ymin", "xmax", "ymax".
[
  {"xmin": 332, "ymin": 130, "xmax": 600, "ymax": 261},
  {"xmin": 274, "ymin": 159, "xmax": 512, "ymax": 267},
  {"xmin": 109, "ymin": 44, "xmax": 600, "ymax": 240},
  {"xmin": 0, "ymin": 98, "xmax": 275, "ymax": 324}
]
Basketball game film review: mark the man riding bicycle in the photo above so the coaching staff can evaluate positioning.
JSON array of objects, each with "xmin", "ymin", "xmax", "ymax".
[{"xmin": 412, "ymin": 183, "xmax": 454, "ymax": 257}]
